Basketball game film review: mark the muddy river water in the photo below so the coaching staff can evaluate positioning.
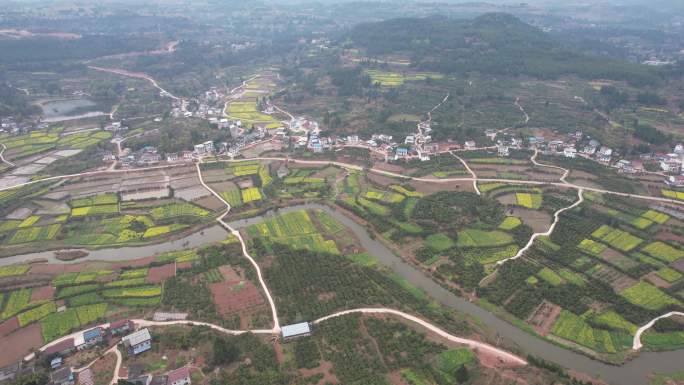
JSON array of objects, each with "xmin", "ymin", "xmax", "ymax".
[{"xmin": 2, "ymin": 203, "xmax": 682, "ymax": 384}]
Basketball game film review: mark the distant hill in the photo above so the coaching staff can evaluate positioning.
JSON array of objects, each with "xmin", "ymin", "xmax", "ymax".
[{"xmin": 348, "ymin": 13, "xmax": 660, "ymax": 86}]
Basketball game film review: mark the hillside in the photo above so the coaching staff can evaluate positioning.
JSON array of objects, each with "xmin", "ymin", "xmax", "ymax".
[{"xmin": 348, "ymin": 13, "xmax": 659, "ymax": 86}]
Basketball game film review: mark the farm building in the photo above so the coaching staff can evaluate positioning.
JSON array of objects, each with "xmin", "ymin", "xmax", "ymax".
[
  {"xmin": 51, "ymin": 367, "xmax": 75, "ymax": 385},
  {"xmin": 122, "ymin": 328, "xmax": 152, "ymax": 356},
  {"xmin": 110, "ymin": 320, "xmax": 133, "ymax": 336},
  {"xmin": 166, "ymin": 366, "xmax": 191, "ymax": 385},
  {"xmin": 76, "ymin": 327, "xmax": 104, "ymax": 351},
  {"xmin": 281, "ymin": 322, "xmax": 312, "ymax": 342}
]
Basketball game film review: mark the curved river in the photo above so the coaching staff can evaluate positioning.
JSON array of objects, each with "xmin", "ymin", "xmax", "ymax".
[{"xmin": 3, "ymin": 203, "xmax": 681, "ymax": 384}]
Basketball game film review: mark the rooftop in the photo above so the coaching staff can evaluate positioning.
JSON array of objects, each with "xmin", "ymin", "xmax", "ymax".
[
  {"xmin": 281, "ymin": 322, "xmax": 311, "ymax": 338},
  {"xmin": 123, "ymin": 328, "xmax": 151, "ymax": 346},
  {"xmin": 166, "ymin": 366, "xmax": 190, "ymax": 384}
]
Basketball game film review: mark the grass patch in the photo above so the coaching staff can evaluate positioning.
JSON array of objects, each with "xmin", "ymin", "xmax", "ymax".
[
  {"xmin": 537, "ymin": 267, "xmax": 563, "ymax": 286},
  {"xmin": 498, "ymin": 216, "xmax": 522, "ymax": 230},
  {"xmin": 425, "ymin": 233, "xmax": 455, "ymax": 251}
]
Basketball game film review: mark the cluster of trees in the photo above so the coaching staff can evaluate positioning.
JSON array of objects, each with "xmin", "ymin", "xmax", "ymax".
[
  {"xmin": 349, "ymin": 13, "xmax": 660, "ymax": 86},
  {"xmin": 0, "ymin": 83, "xmax": 40, "ymax": 119}
]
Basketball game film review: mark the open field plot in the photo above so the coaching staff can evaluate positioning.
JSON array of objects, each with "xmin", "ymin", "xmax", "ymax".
[
  {"xmin": 356, "ymin": 197, "xmax": 389, "ymax": 216},
  {"xmin": 40, "ymin": 303, "xmax": 107, "ymax": 342},
  {"xmin": 456, "ymin": 229, "xmax": 513, "ymax": 248},
  {"xmin": 364, "ymin": 69, "xmax": 443, "ymax": 87},
  {"xmin": 641, "ymin": 242, "xmax": 684, "ymax": 263},
  {"xmin": 498, "ymin": 216, "xmax": 522, "ymax": 230},
  {"xmin": 246, "ymin": 210, "xmax": 340, "ymax": 254},
  {"xmin": 17, "ymin": 302, "xmax": 56, "ymax": 327},
  {"xmin": 70, "ymin": 193, "xmax": 118, "ymax": 207},
  {"xmin": 515, "ymin": 193, "xmax": 542, "ymax": 209},
  {"xmin": 662, "ymin": 190, "xmax": 684, "ymax": 201},
  {"xmin": 363, "ymin": 189, "xmax": 405, "ymax": 204},
  {"xmin": 155, "ymin": 249, "xmax": 200, "ymax": 263},
  {"xmin": 120, "ymin": 268, "xmax": 148, "ymax": 279},
  {"xmin": 219, "ymin": 188, "xmax": 242, "ymax": 208},
  {"xmin": 228, "ymin": 161, "xmax": 260, "ymax": 177},
  {"xmin": 150, "ymin": 202, "xmax": 210, "ymax": 220},
  {"xmin": 142, "ymin": 224, "xmax": 187, "ymax": 238},
  {"xmin": 389, "ymin": 185, "xmax": 423, "ymax": 198},
  {"xmin": 537, "ymin": 267, "xmax": 563, "ymax": 286},
  {"xmin": 620, "ymin": 281, "xmax": 681, "ymax": 310},
  {"xmin": 551, "ymin": 310, "xmax": 632, "ymax": 353},
  {"xmin": 642, "ymin": 210, "xmax": 670, "ymax": 225},
  {"xmin": 71, "ymin": 204, "xmax": 119, "ymax": 217},
  {"xmin": 591, "ymin": 225, "xmax": 643, "ymax": 252},
  {"xmin": 7, "ymin": 224, "xmax": 61, "ymax": 244},
  {"xmin": 1, "ymin": 129, "xmax": 111, "ymax": 161},
  {"xmin": 241, "ymin": 187, "xmax": 262, "ymax": 203},
  {"xmin": 1, "ymin": 289, "xmax": 31, "ymax": 319},
  {"xmin": 656, "ymin": 267, "xmax": 683, "ymax": 283},
  {"xmin": 227, "ymin": 101, "xmax": 278, "ymax": 122},
  {"xmin": 102, "ymin": 285, "xmax": 161, "ymax": 298},
  {"xmin": 283, "ymin": 176, "xmax": 325, "ymax": 186},
  {"xmin": 578, "ymin": 239, "xmax": 607, "ymax": 255},
  {"xmin": 463, "ymin": 244, "xmax": 519, "ymax": 265},
  {"xmin": 0, "ymin": 265, "xmax": 30, "ymax": 278}
]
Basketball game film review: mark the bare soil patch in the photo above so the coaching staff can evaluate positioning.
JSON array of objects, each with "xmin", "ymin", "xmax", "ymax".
[
  {"xmin": 0, "ymin": 317, "xmax": 20, "ymax": 337},
  {"xmin": 409, "ymin": 180, "xmax": 471, "ymax": 195},
  {"xmin": 30, "ymin": 285, "xmax": 55, "ymax": 302},
  {"xmin": 0, "ymin": 323, "xmax": 43, "ymax": 367},
  {"xmin": 146, "ymin": 264, "xmax": 175, "ymax": 283},
  {"xmin": 209, "ymin": 266, "xmax": 266, "ymax": 317},
  {"xmin": 299, "ymin": 360, "xmax": 339, "ymax": 385},
  {"xmin": 506, "ymin": 207, "xmax": 551, "ymax": 232},
  {"xmin": 657, "ymin": 231, "xmax": 684, "ymax": 245},
  {"xmin": 645, "ymin": 271, "xmax": 673, "ymax": 288},
  {"xmin": 526, "ymin": 300, "xmax": 561, "ymax": 336},
  {"xmin": 193, "ymin": 195, "xmax": 225, "ymax": 211}
]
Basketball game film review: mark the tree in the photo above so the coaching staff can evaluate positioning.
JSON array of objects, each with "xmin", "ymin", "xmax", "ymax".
[{"xmin": 212, "ymin": 337, "xmax": 240, "ymax": 366}]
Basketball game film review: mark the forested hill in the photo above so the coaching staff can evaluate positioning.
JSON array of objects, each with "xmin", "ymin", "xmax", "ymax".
[{"xmin": 348, "ymin": 13, "xmax": 660, "ymax": 86}]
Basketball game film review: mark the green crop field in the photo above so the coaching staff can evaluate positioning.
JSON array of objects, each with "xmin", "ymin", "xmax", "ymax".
[
  {"xmin": 591, "ymin": 225, "xmax": 643, "ymax": 252},
  {"xmin": 41, "ymin": 309, "xmax": 80, "ymax": 342},
  {"xmin": 498, "ymin": 216, "xmax": 522, "ymax": 230},
  {"xmin": 18, "ymin": 215, "xmax": 39, "ymax": 228},
  {"xmin": 241, "ymin": 187, "xmax": 262, "ymax": 203},
  {"xmin": 204, "ymin": 269, "xmax": 223, "ymax": 283},
  {"xmin": 102, "ymin": 285, "xmax": 162, "ymax": 298},
  {"xmin": 662, "ymin": 190, "xmax": 684, "ymax": 201},
  {"xmin": 656, "ymin": 267, "xmax": 683, "ymax": 283},
  {"xmin": 425, "ymin": 233, "xmax": 455, "ymax": 251},
  {"xmin": 150, "ymin": 203, "xmax": 209, "ymax": 220},
  {"xmin": 76, "ymin": 303, "xmax": 107, "ymax": 325},
  {"xmin": 283, "ymin": 177, "xmax": 325, "ymax": 185},
  {"xmin": 1, "ymin": 289, "xmax": 31, "ymax": 319},
  {"xmin": 70, "ymin": 193, "xmax": 119, "ymax": 207},
  {"xmin": 112, "ymin": 297, "xmax": 161, "ymax": 307},
  {"xmin": 142, "ymin": 224, "xmax": 187, "ymax": 238},
  {"xmin": 314, "ymin": 210, "xmax": 346, "ymax": 234},
  {"xmin": 642, "ymin": 210, "xmax": 669, "ymax": 224},
  {"xmin": 155, "ymin": 249, "xmax": 199, "ymax": 263},
  {"xmin": 105, "ymin": 278, "xmax": 146, "ymax": 287},
  {"xmin": 620, "ymin": 282, "xmax": 681, "ymax": 310},
  {"xmin": 120, "ymin": 268, "xmax": 149, "ymax": 279},
  {"xmin": 248, "ymin": 210, "xmax": 317, "ymax": 238},
  {"xmin": 389, "ymin": 185, "xmax": 423, "ymax": 197},
  {"xmin": 68, "ymin": 293, "xmax": 104, "ymax": 307},
  {"xmin": 537, "ymin": 267, "xmax": 563, "ymax": 286},
  {"xmin": 464, "ymin": 245, "xmax": 519, "ymax": 265},
  {"xmin": 432, "ymin": 348, "xmax": 474, "ymax": 374},
  {"xmin": 558, "ymin": 268, "xmax": 586, "ymax": 286},
  {"xmin": 17, "ymin": 302, "xmax": 56, "ymax": 327},
  {"xmin": 57, "ymin": 284, "xmax": 100, "ymax": 299},
  {"xmin": 642, "ymin": 242, "xmax": 684, "ymax": 262},
  {"xmin": 578, "ymin": 239, "xmax": 607, "ymax": 255},
  {"xmin": 478, "ymin": 183, "xmax": 507, "ymax": 193},
  {"xmin": 551, "ymin": 310, "xmax": 632, "ymax": 353},
  {"xmin": 0, "ymin": 264, "xmax": 30, "ymax": 278},
  {"xmin": 457, "ymin": 229, "xmax": 513, "ymax": 248},
  {"xmin": 230, "ymin": 162, "xmax": 260, "ymax": 176},
  {"xmin": 220, "ymin": 188, "xmax": 243, "ymax": 208},
  {"xmin": 592, "ymin": 311, "xmax": 637, "ymax": 334},
  {"xmin": 364, "ymin": 190, "xmax": 405, "ymax": 204},
  {"xmin": 71, "ymin": 204, "xmax": 119, "ymax": 217},
  {"xmin": 515, "ymin": 193, "xmax": 542, "ymax": 209},
  {"xmin": 7, "ymin": 224, "xmax": 61, "ymax": 244},
  {"xmin": 357, "ymin": 197, "xmax": 389, "ymax": 216},
  {"xmin": 0, "ymin": 220, "xmax": 21, "ymax": 232},
  {"xmin": 259, "ymin": 165, "xmax": 272, "ymax": 186}
]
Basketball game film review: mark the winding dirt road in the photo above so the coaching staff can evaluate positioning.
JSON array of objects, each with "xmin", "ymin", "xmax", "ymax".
[{"xmin": 88, "ymin": 66, "xmax": 180, "ymax": 101}]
